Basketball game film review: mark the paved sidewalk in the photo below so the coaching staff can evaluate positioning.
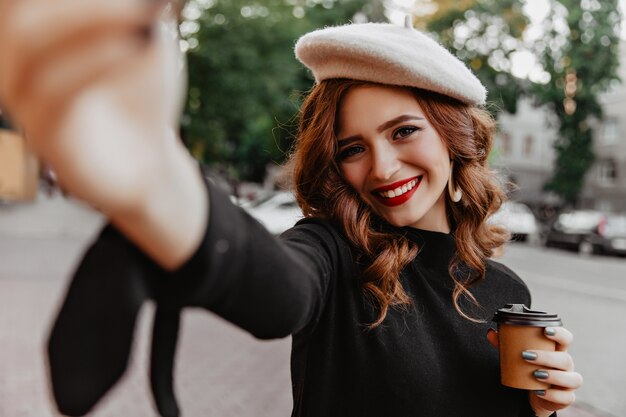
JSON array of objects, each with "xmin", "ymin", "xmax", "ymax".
[{"xmin": 0, "ymin": 194, "xmax": 614, "ymax": 416}]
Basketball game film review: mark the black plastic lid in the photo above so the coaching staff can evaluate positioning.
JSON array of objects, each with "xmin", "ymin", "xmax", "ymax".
[{"xmin": 493, "ymin": 304, "xmax": 562, "ymax": 327}]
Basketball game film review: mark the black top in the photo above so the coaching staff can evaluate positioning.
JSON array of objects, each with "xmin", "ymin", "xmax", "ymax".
[
  {"xmin": 47, "ymin": 179, "xmax": 538, "ymax": 417},
  {"xmin": 287, "ymin": 225, "xmax": 534, "ymax": 417}
]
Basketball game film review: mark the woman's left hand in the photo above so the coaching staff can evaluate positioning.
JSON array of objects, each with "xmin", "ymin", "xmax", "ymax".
[
  {"xmin": 524, "ymin": 326, "xmax": 583, "ymax": 417},
  {"xmin": 487, "ymin": 326, "xmax": 584, "ymax": 417}
]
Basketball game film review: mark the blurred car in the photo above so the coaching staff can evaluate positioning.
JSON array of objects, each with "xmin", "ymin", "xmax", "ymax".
[
  {"xmin": 544, "ymin": 210, "xmax": 626, "ymax": 256},
  {"xmin": 489, "ymin": 201, "xmax": 539, "ymax": 243},
  {"xmin": 242, "ymin": 191, "xmax": 303, "ymax": 235}
]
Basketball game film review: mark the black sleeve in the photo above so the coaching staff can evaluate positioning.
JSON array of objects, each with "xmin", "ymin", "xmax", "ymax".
[
  {"xmin": 157, "ymin": 178, "xmax": 340, "ymax": 338},
  {"xmin": 47, "ymin": 177, "xmax": 342, "ymax": 416},
  {"xmin": 519, "ymin": 396, "xmax": 557, "ymax": 417}
]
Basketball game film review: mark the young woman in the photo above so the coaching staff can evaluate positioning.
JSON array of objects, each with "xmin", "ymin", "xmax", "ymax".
[{"xmin": 0, "ymin": 2, "xmax": 582, "ymax": 416}]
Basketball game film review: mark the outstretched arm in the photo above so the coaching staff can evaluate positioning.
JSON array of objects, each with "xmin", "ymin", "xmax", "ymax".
[{"xmin": 0, "ymin": 0, "xmax": 206, "ymax": 269}]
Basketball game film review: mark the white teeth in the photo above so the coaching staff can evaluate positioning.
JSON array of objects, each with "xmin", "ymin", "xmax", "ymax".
[{"xmin": 378, "ymin": 178, "xmax": 419, "ymax": 199}]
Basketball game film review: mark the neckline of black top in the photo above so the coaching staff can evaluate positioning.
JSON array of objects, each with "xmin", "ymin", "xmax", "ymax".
[{"xmin": 401, "ymin": 227, "xmax": 457, "ymax": 269}]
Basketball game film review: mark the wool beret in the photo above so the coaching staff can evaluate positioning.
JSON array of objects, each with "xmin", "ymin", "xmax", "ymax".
[{"xmin": 294, "ymin": 20, "xmax": 487, "ymax": 106}]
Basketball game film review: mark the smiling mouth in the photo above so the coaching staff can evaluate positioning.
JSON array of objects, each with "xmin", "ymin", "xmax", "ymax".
[{"xmin": 372, "ymin": 176, "xmax": 422, "ymax": 207}]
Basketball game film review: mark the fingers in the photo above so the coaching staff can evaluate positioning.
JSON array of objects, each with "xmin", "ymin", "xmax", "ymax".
[
  {"xmin": 0, "ymin": 0, "xmax": 151, "ymax": 75},
  {"xmin": 0, "ymin": 0, "xmax": 158, "ymax": 57},
  {"xmin": 524, "ymin": 326, "xmax": 582, "ymax": 416},
  {"xmin": 544, "ymin": 326, "xmax": 573, "ymax": 351},
  {"xmin": 531, "ymin": 388, "xmax": 576, "ymax": 409},
  {"xmin": 523, "ymin": 350, "xmax": 583, "ymax": 391},
  {"xmin": 0, "ymin": 0, "xmax": 163, "ymax": 126},
  {"xmin": 526, "ymin": 326, "xmax": 574, "ymax": 367},
  {"xmin": 486, "ymin": 328, "xmax": 499, "ymax": 349},
  {"xmin": 522, "ymin": 349, "xmax": 574, "ymax": 371},
  {"xmin": 532, "ymin": 369, "xmax": 584, "ymax": 390},
  {"xmin": 521, "ymin": 327, "xmax": 582, "ymax": 387},
  {"xmin": 13, "ymin": 32, "xmax": 149, "ymax": 142},
  {"xmin": 529, "ymin": 376, "xmax": 580, "ymax": 416}
]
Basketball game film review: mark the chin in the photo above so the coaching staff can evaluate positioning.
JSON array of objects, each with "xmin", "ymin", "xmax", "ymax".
[
  {"xmin": 365, "ymin": 199, "xmax": 425, "ymax": 228},
  {"xmin": 380, "ymin": 213, "xmax": 421, "ymax": 228}
]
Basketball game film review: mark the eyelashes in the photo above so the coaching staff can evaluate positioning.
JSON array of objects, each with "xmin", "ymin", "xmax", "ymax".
[
  {"xmin": 336, "ymin": 125, "xmax": 422, "ymax": 162},
  {"xmin": 336, "ymin": 145, "xmax": 364, "ymax": 161},
  {"xmin": 393, "ymin": 126, "xmax": 421, "ymax": 139}
]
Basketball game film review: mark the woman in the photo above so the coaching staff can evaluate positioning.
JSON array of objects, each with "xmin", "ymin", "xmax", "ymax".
[{"xmin": 0, "ymin": 2, "xmax": 581, "ymax": 416}]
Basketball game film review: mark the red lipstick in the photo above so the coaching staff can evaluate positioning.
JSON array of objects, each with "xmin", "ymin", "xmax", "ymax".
[{"xmin": 372, "ymin": 176, "xmax": 422, "ymax": 207}]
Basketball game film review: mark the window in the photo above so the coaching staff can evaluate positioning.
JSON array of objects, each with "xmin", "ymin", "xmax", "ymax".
[
  {"xmin": 598, "ymin": 159, "xmax": 617, "ymax": 185},
  {"xmin": 500, "ymin": 132, "xmax": 511, "ymax": 155},
  {"xmin": 600, "ymin": 119, "xmax": 619, "ymax": 145},
  {"xmin": 523, "ymin": 135, "xmax": 534, "ymax": 157}
]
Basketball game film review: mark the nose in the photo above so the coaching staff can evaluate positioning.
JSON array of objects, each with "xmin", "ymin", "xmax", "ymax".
[{"xmin": 370, "ymin": 141, "xmax": 400, "ymax": 181}]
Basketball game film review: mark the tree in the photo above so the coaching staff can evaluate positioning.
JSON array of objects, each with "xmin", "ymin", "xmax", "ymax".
[
  {"xmin": 533, "ymin": 0, "xmax": 621, "ymax": 205},
  {"xmin": 419, "ymin": 0, "xmax": 622, "ymax": 205},
  {"xmin": 419, "ymin": 0, "xmax": 529, "ymax": 115},
  {"xmin": 181, "ymin": 0, "xmax": 385, "ymax": 182}
]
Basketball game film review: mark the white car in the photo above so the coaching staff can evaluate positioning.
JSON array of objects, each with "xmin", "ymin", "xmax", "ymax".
[
  {"xmin": 242, "ymin": 191, "xmax": 303, "ymax": 235},
  {"xmin": 489, "ymin": 201, "xmax": 539, "ymax": 243}
]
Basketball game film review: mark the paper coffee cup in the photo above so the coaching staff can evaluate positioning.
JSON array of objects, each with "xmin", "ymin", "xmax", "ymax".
[{"xmin": 493, "ymin": 304, "xmax": 562, "ymax": 390}]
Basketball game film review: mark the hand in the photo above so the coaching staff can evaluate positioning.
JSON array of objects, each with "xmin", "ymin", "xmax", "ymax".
[
  {"xmin": 0, "ymin": 0, "xmax": 185, "ymax": 212},
  {"xmin": 487, "ymin": 327, "xmax": 583, "ymax": 417},
  {"xmin": 0, "ymin": 0, "xmax": 208, "ymax": 268}
]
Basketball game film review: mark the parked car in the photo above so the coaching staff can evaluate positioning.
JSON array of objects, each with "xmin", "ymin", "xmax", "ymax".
[
  {"xmin": 544, "ymin": 210, "xmax": 626, "ymax": 256},
  {"xmin": 489, "ymin": 201, "xmax": 540, "ymax": 243},
  {"xmin": 242, "ymin": 191, "xmax": 303, "ymax": 235}
]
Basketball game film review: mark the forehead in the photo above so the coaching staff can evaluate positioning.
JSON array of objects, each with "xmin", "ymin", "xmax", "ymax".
[
  {"xmin": 337, "ymin": 85, "xmax": 424, "ymax": 122},
  {"xmin": 337, "ymin": 85, "xmax": 425, "ymax": 131},
  {"xmin": 340, "ymin": 84, "xmax": 420, "ymax": 109}
]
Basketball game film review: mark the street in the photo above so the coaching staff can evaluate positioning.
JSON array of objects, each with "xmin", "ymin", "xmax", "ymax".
[
  {"xmin": 0, "ymin": 195, "xmax": 623, "ymax": 416},
  {"xmin": 499, "ymin": 242, "xmax": 626, "ymax": 417}
]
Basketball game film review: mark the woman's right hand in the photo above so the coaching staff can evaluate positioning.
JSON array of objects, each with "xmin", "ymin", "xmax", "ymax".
[
  {"xmin": 0, "ymin": 0, "xmax": 208, "ymax": 268},
  {"xmin": 0, "ymin": 0, "xmax": 183, "ymax": 208}
]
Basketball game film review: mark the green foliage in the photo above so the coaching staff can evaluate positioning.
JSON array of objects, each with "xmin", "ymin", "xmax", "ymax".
[
  {"xmin": 534, "ymin": 0, "xmax": 621, "ymax": 204},
  {"xmin": 421, "ymin": 0, "xmax": 529, "ymax": 115},
  {"xmin": 182, "ymin": 0, "xmax": 621, "ymax": 196},
  {"xmin": 547, "ymin": 121, "xmax": 594, "ymax": 202},
  {"xmin": 181, "ymin": 0, "xmax": 385, "ymax": 182},
  {"xmin": 422, "ymin": 0, "xmax": 622, "ymax": 205}
]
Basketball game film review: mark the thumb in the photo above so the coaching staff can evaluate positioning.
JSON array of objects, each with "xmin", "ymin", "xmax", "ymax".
[{"xmin": 486, "ymin": 328, "xmax": 499, "ymax": 350}]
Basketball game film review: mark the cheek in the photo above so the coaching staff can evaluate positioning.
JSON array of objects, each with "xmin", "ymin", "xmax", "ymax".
[
  {"xmin": 418, "ymin": 141, "xmax": 450, "ymax": 178},
  {"xmin": 340, "ymin": 164, "xmax": 365, "ymax": 191},
  {"xmin": 436, "ymin": 155, "xmax": 451, "ymax": 178},
  {"xmin": 431, "ymin": 159, "xmax": 451, "ymax": 193},
  {"xmin": 404, "ymin": 145, "xmax": 448, "ymax": 176}
]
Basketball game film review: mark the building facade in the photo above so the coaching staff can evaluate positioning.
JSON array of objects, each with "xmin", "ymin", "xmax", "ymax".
[
  {"xmin": 579, "ymin": 44, "xmax": 626, "ymax": 212},
  {"xmin": 494, "ymin": 44, "xmax": 626, "ymax": 214},
  {"xmin": 494, "ymin": 99, "xmax": 558, "ymax": 207}
]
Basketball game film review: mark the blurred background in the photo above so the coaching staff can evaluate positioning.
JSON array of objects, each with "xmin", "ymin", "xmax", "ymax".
[{"xmin": 1, "ymin": 0, "xmax": 625, "ymax": 416}]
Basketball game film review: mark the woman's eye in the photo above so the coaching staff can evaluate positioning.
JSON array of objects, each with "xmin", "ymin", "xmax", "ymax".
[
  {"xmin": 337, "ymin": 146, "xmax": 364, "ymax": 161},
  {"xmin": 393, "ymin": 126, "xmax": 420, "ymax": 139}
]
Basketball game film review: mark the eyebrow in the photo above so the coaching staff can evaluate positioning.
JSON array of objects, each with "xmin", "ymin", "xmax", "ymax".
[
  {"xmin": 337, "ymin": 114, "xmax": 424, "ymax": 145},
  {"xmin": 377, "ymin": 114, "xmax": 424, "ymax": 133}
]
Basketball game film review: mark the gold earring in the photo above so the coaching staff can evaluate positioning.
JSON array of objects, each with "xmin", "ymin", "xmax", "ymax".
[{"xmin": 448, "ymin": 161, "xmax": 462, "ymax": 203}]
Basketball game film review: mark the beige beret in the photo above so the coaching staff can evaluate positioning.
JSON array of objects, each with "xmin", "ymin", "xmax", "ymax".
[{"xmin": 294, "ymin": 21, "xmax": 487, "ymax": 106}]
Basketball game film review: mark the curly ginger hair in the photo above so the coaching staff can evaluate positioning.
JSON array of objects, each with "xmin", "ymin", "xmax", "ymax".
[{"xmin": 288, "ymin": 79, "xmax": 509, "ymax": 328}]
